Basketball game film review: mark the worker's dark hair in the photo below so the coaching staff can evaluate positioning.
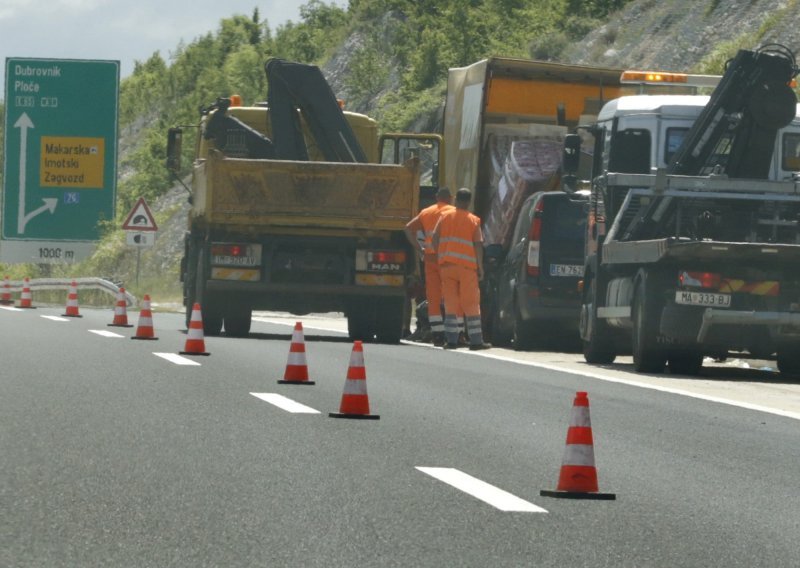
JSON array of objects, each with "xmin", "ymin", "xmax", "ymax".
[
  {"xmin": 436, "ymin": 187, "xmax": 452, "ymax": 200},
  {"xmin": 455, "ymin": 187, "xmax": 472, "ymax": 205}
]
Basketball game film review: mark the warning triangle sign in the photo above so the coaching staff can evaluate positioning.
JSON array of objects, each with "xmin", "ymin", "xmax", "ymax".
[{"xmin": 122, "ymin": 197, "xmax": 158, "ymax": 231}]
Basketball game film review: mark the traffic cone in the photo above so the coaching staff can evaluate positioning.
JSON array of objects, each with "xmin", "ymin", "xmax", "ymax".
[
  {"xmin": 131, "ymin": 294, "xmax": 158, "ymax": 340},
  {"xmin": 540, "ymin": 391, "xmax": 615, "ymax": 500},
  {"xmin": 108, "ymin": 287, "xmax": 133, "ymax": 327},
  {"xmin": 329, "ymin": 341, "xmax": 379, "ymax": 419},
  {"xmin": 1, "ymin": 276, "xmax": 12, "ymax": 305},
  {"xmin": 62, "ymin": 280, "xmax": 83, "ymax": 317},
  {"xmin": 278, "ymin": 322, "xmax": 314, "ymax": 385},
  {"xmin": 180, "ymin": 303, "xmax": 210, "ymax": 355},
  {"xmin": 18, "ymin": 277, "xmax": 34, "ymax": 309}
]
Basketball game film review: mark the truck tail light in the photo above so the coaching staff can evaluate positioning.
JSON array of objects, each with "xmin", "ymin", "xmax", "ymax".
[
  {"xmin": 679, "ymin": 270, "xmax": 721, "ymax": 290},
  {"xmin": 526, "ymin": 200, "xmax": 545, "ymax": 277}
]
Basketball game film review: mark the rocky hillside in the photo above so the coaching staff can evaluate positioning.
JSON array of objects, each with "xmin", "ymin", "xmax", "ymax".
[{"xmin": 564, "ymin": 0, "xmax": 800, "ymax": 71}]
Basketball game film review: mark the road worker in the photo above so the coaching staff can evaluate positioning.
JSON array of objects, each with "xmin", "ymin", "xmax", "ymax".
[
  {"xmin": 432, "ymin": 187, "xmax": 491, "ymax": 350},
  {"xmin": 404, "ymin": 187, "xmax": 454, "ymax": 346}
]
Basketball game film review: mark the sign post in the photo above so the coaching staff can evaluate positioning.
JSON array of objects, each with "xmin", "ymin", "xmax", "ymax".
[
  {"xmin": 122, "ymin": 197, "xmax": 158, "ymax": 286},
  {"xmin": 1, "ymin": 57, "xmax": 119, "ymax": 263}
]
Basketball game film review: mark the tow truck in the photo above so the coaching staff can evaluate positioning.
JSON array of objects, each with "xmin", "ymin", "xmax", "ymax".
[{"xmin": 565, "ymin": 45, "xmax": 800, "ymax": 376}]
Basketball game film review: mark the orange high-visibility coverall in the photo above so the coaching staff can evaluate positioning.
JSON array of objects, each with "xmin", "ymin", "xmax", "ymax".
[
  {"xmin": 434, "ymin": 208, "xmax": 485, "ymax": 346},
  {"xmin": 406, "ymin": 202, "xmax": 454, "ymax": 333}
]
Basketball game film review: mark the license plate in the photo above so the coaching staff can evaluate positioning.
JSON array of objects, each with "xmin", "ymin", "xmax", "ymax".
[
  {"xmin": 549, "ymin": 264, "xmax": 584, "ymax": 277},
  {"xmin": 675, "ymin": 291, "xmax": 731, "ymax": 307},
  {"xmin": 212, "ymin": 255, "xmax": 258, "ymax": 267}
]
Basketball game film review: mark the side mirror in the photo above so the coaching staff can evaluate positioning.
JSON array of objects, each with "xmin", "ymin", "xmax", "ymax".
[
  {"xmin": 166, "ymin": 127, "xmax": 182, "ymax": 172},
  {"xmin": 563, "ymin": 133, "xmax": 581, "ymax": 175},
  {"xmin": 562, "ymin": 133, "xmax": 581, "ymax": 193}
]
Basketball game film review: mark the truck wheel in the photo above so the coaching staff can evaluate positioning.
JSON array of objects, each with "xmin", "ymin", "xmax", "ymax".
[
  {"xmin": 375, "ymin": 298, "xmax": 405, "ymax": 344},
  {"xmin": 668, "ymin": 351, "xmax": 703, "ymax": 376},
  {"xmin": 582, "ymin": 278, "xmax": 616, "ymax": 364},
  {"xmin": 512, "ymin": 306, "xmax": 537, "ymax": 351},
  {"xmin": 224, "ymin": 305, "xmax": 252, "ymax": 337},
  {"xmin": 194, "ymin": 254, "xmax": 223, "ymax": 336},
  {"xmin": 632, "ymin": 277, "xmax": 666, "ymax": 373},
  {"xmin": 347, "ymin": 302, "xmax": 376, "ymax": 342},
  {"xmin": 777, "ymin": 349, "xmax": 800, "ymax": 379}
]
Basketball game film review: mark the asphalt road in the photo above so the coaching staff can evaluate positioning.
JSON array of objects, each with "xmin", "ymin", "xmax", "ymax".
[{"xmin": 2, "ymin": 304, "xmax": 799, "ymax": 567}]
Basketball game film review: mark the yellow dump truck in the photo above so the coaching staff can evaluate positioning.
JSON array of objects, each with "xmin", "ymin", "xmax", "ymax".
[{"xmin": 167, "ymin": 61, "xmax": 419, "ymax": 342}]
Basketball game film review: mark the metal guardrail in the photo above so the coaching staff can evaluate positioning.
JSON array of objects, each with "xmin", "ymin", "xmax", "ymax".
[{"xmin": 1, "ymin": 277, "xmax": 137, "ymax": 307}]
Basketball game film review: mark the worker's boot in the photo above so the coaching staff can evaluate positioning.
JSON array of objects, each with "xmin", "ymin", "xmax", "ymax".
[{"xmin": 432, "ymin": 332, "xmax": 445, "ymax": 347}]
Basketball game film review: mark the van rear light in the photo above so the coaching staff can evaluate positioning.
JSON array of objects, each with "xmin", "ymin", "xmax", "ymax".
[
  {"xmin": 526, "ymin": 199, "xmax": 545, "ymax": 276},
  {"xmin": 527, "ymin": 241, "xmax": 540, "ymax": 277},
  {"xmin": 679, "ymin": 270, "xmax": 721, "ymax": 290}
]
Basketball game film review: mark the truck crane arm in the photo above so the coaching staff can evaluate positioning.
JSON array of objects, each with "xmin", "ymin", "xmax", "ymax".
[{"xmin": 622, "ymin": 45, "xmax": 798, "ymax": 241}]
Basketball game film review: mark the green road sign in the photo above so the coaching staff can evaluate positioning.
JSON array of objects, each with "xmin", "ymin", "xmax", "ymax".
[{"xmin": 1, "ymin": 57, "xmax": 119, "ymax": 263}]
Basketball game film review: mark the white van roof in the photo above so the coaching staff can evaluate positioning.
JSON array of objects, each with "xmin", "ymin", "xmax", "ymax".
[{"xmin": 597, "ymin": 95, "xmax": 710, "ymax": 122}]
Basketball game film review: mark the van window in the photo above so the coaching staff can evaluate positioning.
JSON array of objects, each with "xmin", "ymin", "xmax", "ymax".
[
  {"xmin": 665, "ymin": 127, "xmax": 689, "ymax": 165},
  {"xmin": 511, "ymin": 196, "xmax": 538, "ymax": 244},
  {"xmin": 783, "ymin": 132, "xmax": 800, "ymax": 171},
  {"xmin": 608, "ymin": 129, "xmax": 651, "ymax": 173},
  {"xmin": 542, "ymin": 196, "xmax": 586, "ymax": 245}
]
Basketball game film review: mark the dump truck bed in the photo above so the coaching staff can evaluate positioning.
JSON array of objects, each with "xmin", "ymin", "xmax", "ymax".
[{"xmin": 192, "ymin": 151, "xmax": 419, "ymax": 231}]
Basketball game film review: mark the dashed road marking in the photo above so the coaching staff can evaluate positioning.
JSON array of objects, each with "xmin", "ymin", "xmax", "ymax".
[
  {"xmin": 41, "ymin": 315, "xmax": 70, "ymax": 322},
  {"xmin": 416, "ymin": 467, "xmax": 548, "ymax": 513},
  {"xmin": 89, "ymin": 329, "xmax": 125, "ymax": 338},
  {"xmin": 154, "ymin": 352, "xmax": 202, "ymax": 366},
  {"xmin": 250, "ymin": 392, "xmax": 321, "ymax": 414}
]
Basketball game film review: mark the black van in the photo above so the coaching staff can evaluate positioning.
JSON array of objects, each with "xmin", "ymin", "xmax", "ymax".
[{"xmin": 488, "ymin": 190, "xmax": 588, "ymax": 349}]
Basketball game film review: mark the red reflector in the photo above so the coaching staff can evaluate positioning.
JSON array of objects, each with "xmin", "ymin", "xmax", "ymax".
[
  {"xmin": 527, "ymin": 199, "xmax": 545, "ymax": 241},
  {"xmin": 230, "ymin": 245, "xmax": 242, "ymax": 256},
  {"xmin": 679, "ymin": 270, "xmax": 721, "ymax": 289},
  {"xmin": 527, "ymin": 266, "xmax": 539, "ymax": 277},
  {"xmin": 369, "ymin": 251, "xmax": 406, "ymax": 263}
]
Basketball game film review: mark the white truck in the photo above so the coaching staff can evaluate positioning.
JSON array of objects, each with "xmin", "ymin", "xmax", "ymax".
[{"xmin": 567, "ymin": 45, "xmax": 800, "ymax": 376}]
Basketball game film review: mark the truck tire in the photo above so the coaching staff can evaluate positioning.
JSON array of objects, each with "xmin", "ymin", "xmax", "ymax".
[
  {"xmin": 375, "ymin": 297, "xmax": 405, "ymax": 344},
  {"xmin": 777, "ymin": 349, "xmax": 800, "ymax": 379},
  {"xmin": 581, "ymin": 278, "xmax": 616, "ymax": 364},
  {"xmin": 667, "ymin": 351, "xmax": 703, "ymax": 376},
  {"xmin": 194, "ymin": 254, "xmax": 223, "ymax": 336},
  {"xmin": 347, "ymin": 302, "xmax": 376, "ymax": 342},
  {"xmin": 224, "ymin": 305, "xmax": 252, "ymax": 337},
  {"xmin": 632, "ymin": 276, "xmax": 666, "ymax": 373}
]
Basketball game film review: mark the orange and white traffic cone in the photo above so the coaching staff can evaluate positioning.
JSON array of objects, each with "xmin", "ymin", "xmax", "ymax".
[
  {"xmin": 62, "ymin": 280, "xmax": 82, "ymax": 317},
  {"xmin": 132, "ymin": 294, "xmax": 158, "ymax": 340},
  {"xmin": 108, "ymin": 287, "xmax": 133, "ymax": 327},
  {"xmin": 1, "ymin": 275, "xmax": 12, "ymax": 305},
  {"xmin": 278, "ymin": 322, "xmax": 314, "ymax": 385},
  {"xmin": 180, "ymin": 303, "xmax": 210, "ymax": 355},
  {"xmin": 18, "ymin": 277, "xmax": 34, "ymax": 309},
  {"xmin": 540, "ymin": 391, "xmax": 615, "ymax": 500},
  {"xmin": 329, "ymin": 341, "xmax": 379, "ymax": 420}
]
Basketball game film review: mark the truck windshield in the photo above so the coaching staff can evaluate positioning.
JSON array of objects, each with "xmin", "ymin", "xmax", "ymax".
[{"xmin": 608, "ymin": 129, "xmax": 651, "ymax": 173}]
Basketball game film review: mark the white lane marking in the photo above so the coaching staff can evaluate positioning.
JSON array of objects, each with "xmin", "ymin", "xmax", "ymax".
[
  {"xmin": 416, "ymin": 467, "xmax": 548, "ymax": 513},
  {"xmin": 88, "ymin": 329, "xmax": 125, "ymax": 338},
  {"xmin": 41, "ymin": 315, "xmax": 70, "ymax": 322},
  {"xmin": 154, "ymin": 352, "xmax": 202, "ymax": 366},
  {"xmin": 250, "ymin": 392, "xmax": 321, "ymax": 414},
  {"xmin": 472, "ymin": 351, "xmax": 800, "ymax": 422},
  {"xmin": 0, "ymin": 305, "xmax": 24, "ymax": 311}
]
